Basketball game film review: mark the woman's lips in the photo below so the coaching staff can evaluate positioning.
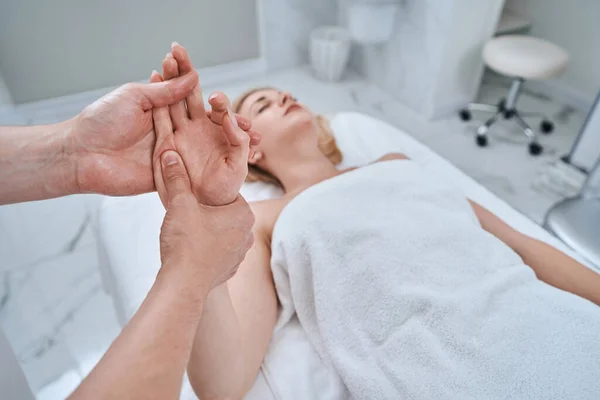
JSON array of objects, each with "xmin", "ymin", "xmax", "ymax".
[{"xmin": 284, "ymin": 104, "xmax": 302, "ymax": 115}]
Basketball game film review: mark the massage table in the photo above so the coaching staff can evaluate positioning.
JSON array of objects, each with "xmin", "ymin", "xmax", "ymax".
[{"xmin": 92, "ymin": 112, "xmax": 594, "ymax": 399}]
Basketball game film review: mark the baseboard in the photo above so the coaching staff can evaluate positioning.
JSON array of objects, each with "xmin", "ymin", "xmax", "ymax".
[
  {"xmin": 431, "ymin": 96, "xmax": 472, "ymax": 120},
  {"xmin": 14, "ymin": 57, "xmax": 268, "ymax": 119},
  {"xmin": 523, "ymin": 79, "xmax": 595, "ymax": 114},
  {"xmin": 482, "ymin": 69, "xmax": 595, "ymax": 114}
]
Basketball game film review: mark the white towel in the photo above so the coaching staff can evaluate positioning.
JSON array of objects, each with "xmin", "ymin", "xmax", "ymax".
[{"xmin": 270, "ymin": 159, "xmax": 600, "ymax": 399}]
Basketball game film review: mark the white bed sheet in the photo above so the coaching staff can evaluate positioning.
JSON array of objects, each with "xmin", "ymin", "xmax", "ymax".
[{"xmin": 94, "ymin": 112, "xmax": 592, "ymax": 400}]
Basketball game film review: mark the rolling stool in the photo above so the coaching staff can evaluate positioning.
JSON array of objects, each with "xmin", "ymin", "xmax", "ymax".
[{"xmin": 459, "ymin": 35, "xmax": 569, "ymax": 155}]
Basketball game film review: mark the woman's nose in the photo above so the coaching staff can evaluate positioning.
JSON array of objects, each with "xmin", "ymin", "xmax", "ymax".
[{"xmin": 279, "ymin": 92, "xmax": 293, "ymax": 107}]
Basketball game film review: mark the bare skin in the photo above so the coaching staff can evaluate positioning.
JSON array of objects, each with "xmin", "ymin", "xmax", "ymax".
[
  {"xmin": 1, "ymin": 42, "xmax": 258, "ymax": 399},
  {"xmin": 70, "ymin": 43, "xmax": 259, "ymax": 400},
  {"xmin": 0, "ymin": 72, "xmax": 199, "ymax": 204},
  {"xmin": 159, "ymin": 57, "xmax": 600, "ymax": 398}
]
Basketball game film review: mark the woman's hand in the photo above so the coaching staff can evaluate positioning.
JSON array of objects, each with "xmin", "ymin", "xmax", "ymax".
[
  {"xmin": 158, "ymin": 150, "xmax": 254, "ymax": 290},
  {"xmin": 151, "ymin": 43, "xmax": 261, "ymax": 207},
  {"xmin": 70, "ymin": 71, "xmax": 199, "ymax": 196}
]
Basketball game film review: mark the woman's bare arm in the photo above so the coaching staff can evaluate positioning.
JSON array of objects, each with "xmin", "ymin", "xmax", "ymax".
[
  {"xmin": 375, "ymin": 151, "xmax": 599, "ymax": 304},
  {"xmin": 187, "ymin": 204, "xmax": 278, "ymax": 399},
  {"xmin": 71, "ymin": 151, "xmax": 255, "ymax": 400},
  {"xmin": 469, "ymin": 200, "xmax": 600, "ymax": 306}
]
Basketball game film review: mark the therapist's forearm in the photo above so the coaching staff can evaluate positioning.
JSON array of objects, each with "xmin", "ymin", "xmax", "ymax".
[
  {"xmin": 69, "ymin": 265, "xmax": 209, "ymax": 400},
  {"xmin": 0, "ymin": 122, "xmax": 78, "ymax": 204}
]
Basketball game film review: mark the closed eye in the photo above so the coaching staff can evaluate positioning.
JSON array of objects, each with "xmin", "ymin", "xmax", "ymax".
[{"xmin": 258, "ymin": 103, "xmax": 269, "ymax": 114}]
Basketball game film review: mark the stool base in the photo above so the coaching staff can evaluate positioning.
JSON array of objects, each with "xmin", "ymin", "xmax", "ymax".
[{"xmin": 459, "ymin": 77, "xmax": 554, "ymax": 156}]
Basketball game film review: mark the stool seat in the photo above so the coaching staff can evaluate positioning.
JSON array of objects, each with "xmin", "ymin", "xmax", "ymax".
[{"xmin": 483, "ymin": 35, "xmax": 569, "ymax": 79}]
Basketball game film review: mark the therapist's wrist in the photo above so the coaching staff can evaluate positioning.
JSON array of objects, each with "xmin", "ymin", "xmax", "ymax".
[
  {"xmin": 156, "ymin": 261, "xmax": 212, "ymax": 305},
  {"xmin": 41, "ymin": 119, "xmax": 80, "ymax": 198}
]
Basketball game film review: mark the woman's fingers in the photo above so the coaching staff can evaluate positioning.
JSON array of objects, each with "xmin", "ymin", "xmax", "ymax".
[
  {"xmin": 150, "ymin": 70, "xmax": 173, "ymax": 139},
  {"xmin": 171, "ymin": 42, "xmax": 205, "ymax": 119},
  {"xmin": 222, "ymin": 110, "xmax": 251, "ymax": 165},
  {"xmin": 161, "ymin": 54, "xmax": 188, "ymax": 130},
  {"xmin": 207, "ymin": 91, "xmax": 232, "ymax": 125},
  {"xmin": 248, "ymin": 130, "xmax": 262, "ymax": 146},
  {"xmin": 206, "ymin": 108, "xmax": 252, "ymax": 131},
  {"xmin": 149, "ymin": 70, "xmax": 170, "ymax": 208},
  {"xmin": 208, "ymin": 91, "xmax": 260, "ymax": 150}
]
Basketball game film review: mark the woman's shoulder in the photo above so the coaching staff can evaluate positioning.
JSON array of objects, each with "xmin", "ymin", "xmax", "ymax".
[
  {"xmin": 338, "ymin": 152, "xmax": 411, "ymax": 175},
  {"xmin": 250, "ymin": 197, "xmax": 291, "ymax": 236},
  {"xmin": 375, "ymin": 152, "xmax": 410, "ymax": 162},
  {"xmin": 250, "ymin": 197, "xmax": 287, "ymax": 213}
]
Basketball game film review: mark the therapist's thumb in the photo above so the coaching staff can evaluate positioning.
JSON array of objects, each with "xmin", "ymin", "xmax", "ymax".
[
  {"xmin": 137, "ymin": 71, "xmax": 199, "ymax": 110},
  {"xmin": 161, "ymin": 150, "xmax": 192, "ymax": 203}
]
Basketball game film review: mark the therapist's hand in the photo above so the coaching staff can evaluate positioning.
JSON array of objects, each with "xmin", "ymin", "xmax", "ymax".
[
  {"xmin": 158, "ymin": 150, "xmax": 254, "ymax": 289},
  {"xmin": 69, "ymin": 71, "xmax": 199, "ymax": 196},
  {"xmin": 151, "ymin": 43, "xmax": 261, "ymax": 207}
]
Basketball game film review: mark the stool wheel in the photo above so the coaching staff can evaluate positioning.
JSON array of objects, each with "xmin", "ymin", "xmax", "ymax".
[
  {"xmin": 528, "ymin": 142, "xmax": 543, "ymax": 155},
  {"xmin": 459, "ymin": 109, "xmax": 471, "ymax": 121},
  {"xmin": 540, "ymin": 120, "xmax": 554, "ymax": 134},
  {"xmin": 476, "ymin": 135, "xmax": 488, "ymax": 147}
]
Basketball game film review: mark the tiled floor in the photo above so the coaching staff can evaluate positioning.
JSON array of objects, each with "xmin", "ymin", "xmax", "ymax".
[
  {"xmin": 0, "ymin": 222, "xmax": 120, "ymax": 396},
  {"xmin": 0, "ymin": 66, "xmax": 589, "ymax": 399},
  {"xmin": 415, "ymin": 75, "xmax": 587, "ymax": 224}
]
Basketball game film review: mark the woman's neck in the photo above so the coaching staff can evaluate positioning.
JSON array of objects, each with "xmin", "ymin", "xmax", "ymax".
[{"xmin": 272, "ymin": 153, "xmax": 340, "ymax": 195}]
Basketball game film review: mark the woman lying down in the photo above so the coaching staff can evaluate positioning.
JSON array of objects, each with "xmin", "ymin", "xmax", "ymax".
[{"xmin": 182, "ymin": 88, "xmax": 600, "ymax": 398}]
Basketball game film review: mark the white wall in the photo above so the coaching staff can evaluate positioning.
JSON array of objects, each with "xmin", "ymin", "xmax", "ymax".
[
  {"xmin": 344, "ymin": 0, "xmax": 504, "ymax": 119},
  {"xmin": 433, "ymin": 0, "xmax": 505, "ymax": 116},
  {"xmin": 260, "ymin": 0, "xmax": 338, "ymax": 70},
  {"xmin": 0, "ymin": 0, "xmax": 259, "ymax": 104},
  {"xmin": 506, "ymin": 0, "xmax": 600, "ymax": 102}
]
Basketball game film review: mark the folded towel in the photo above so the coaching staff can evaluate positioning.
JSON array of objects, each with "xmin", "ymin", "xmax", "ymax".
[{"xmin": 270, "ymin": 160, "xmax": 600, "ymax": 399}]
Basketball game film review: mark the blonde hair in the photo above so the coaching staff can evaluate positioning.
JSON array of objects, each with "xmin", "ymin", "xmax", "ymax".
[{"xmin": 232, "ymin": 87, "xmax": 343, "ymax": 187}]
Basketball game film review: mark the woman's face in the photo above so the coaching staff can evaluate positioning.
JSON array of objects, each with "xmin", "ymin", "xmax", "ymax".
[{"xmin": 237, "ymin": 89, "xmax": 317, "ymax": 162}]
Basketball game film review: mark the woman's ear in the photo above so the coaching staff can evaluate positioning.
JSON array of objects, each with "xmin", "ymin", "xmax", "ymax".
[{"xmin": 248, "ymin": 150, "xmax": 263, "ymax": 165}]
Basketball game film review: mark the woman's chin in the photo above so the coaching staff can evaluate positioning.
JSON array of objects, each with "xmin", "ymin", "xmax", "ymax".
[{"xmin": 286, "ymin": 109, "xmax": 315, "ymax": 128}]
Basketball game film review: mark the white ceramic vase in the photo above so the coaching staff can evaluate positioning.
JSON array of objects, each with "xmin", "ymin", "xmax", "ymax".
[{"xmin": 310, "ymin": 26, "xmax": 351, "ymax": 82}]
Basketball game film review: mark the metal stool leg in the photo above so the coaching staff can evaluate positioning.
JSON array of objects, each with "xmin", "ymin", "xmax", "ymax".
[
  {"xmin": 467, "ymin": 103, "xmax": 499, "ymax": 113},
  {"xmin": 513, "ymin": 112, "xmax": 536, "ymax": 141},
  {"xmin": 460, "ymin": 76, "xmax": 551, "ymax": 151},
  {"xmin": 475, "ymin": 111, "xmax": 502, "ymax": 147},
  {"xmin": 459, "ymin": 103, "xmax": 498, "ymax": 121},
  {"xmin": 516, "ymin": 111, "xmax": 555, "ymax": 134},
  {"xmin": 504, "ymin": 78, "xmax": 524, "ymax": 111},
  {"xmin": 514, "ymin": 112, "xmax": 543, "ymax": 155}
]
